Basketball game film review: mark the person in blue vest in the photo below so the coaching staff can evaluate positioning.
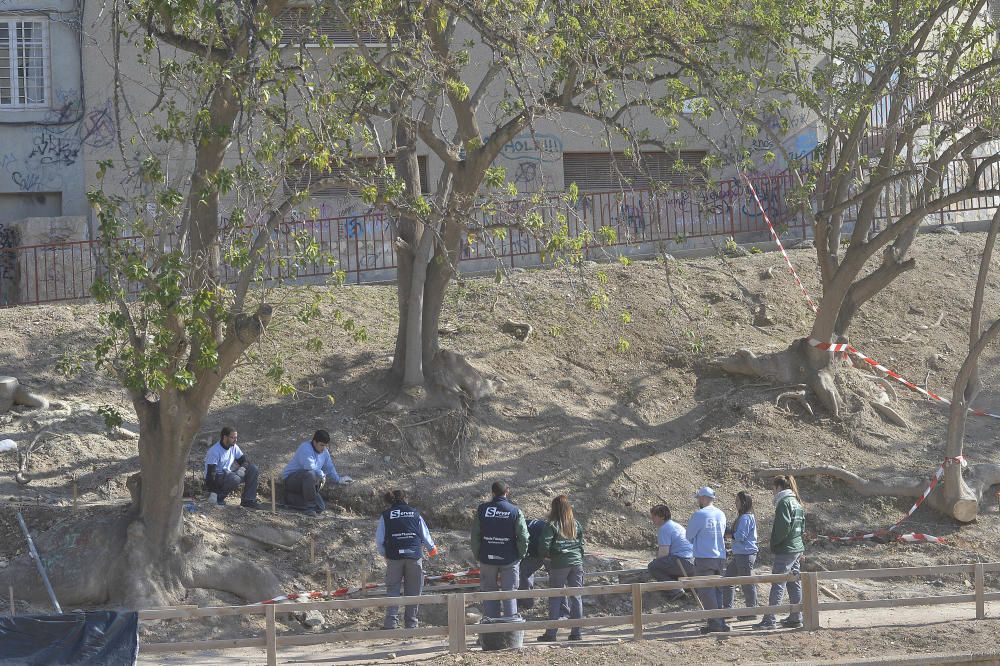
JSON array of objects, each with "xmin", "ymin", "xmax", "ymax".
[
  {"xmin": 203, "ymin": 427, "xmax": 261, "ymax": 508},
  {"xmin": 471, "ymin": 481, "xmax": 529, "ymax": 618},
  {"xmin": 722, "ymin": 491, "xmax": 759, "ymax": 621},
  {"xmin": 517, "ymin": 517, "xmax": 570, "ymax": 616},
  {"xmin": 375, "ymin": 489, "xmax": 438, "ymax": 630},
  {"xmin": 281, "ymin": 429, "xmax": 353, "ymax": 517},
  {"xmin": 687, "ymin": 486, "xmax": 730, "ymax": 634}
]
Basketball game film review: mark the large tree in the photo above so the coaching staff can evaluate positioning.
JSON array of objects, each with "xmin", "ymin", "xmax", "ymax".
[{"xmin": 717, "ymin": 0, "xmax": 1000, "ymax": 417}]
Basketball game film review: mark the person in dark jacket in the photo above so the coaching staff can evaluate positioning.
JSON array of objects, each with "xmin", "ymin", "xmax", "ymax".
[
  {"xmin": 203, "ymin": 427, "xmax": 261, "ymax": 508},
  {"xmin": 518, "ymin": 517, "xmax": 571, "ymax": 615},
  {"xmin": 754, "ymin": 476, "xmax": 806, "ymax": 630},
  {"xmin": 375, "ymin": 489, "xmax": 438, "ymax": 629},
  {"xmin": 536, "ymin": 495, "xmax": 585, "ymax": 642},
  {"xmin": 722, "ymin": 491, "xmax": 759, "ymax": 620},
  {"xmin": 471, "ymin": 481, "xmax": 529, "ymax": 618}
]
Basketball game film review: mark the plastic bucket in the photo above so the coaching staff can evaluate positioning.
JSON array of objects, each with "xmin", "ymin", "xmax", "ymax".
[{"xmin": 478, "ymin": 614, "xmax": 525, "ymax": 651}]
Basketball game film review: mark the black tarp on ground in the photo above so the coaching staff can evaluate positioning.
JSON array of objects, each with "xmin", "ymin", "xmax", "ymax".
[{"xmin": 0, "ymin": 610, "xmax": 138, "ymax": 665}]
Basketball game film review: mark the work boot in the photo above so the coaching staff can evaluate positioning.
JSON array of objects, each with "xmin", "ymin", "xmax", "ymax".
[
  {"xmin": 780, "ymin": 617, "xmax": 803, "ymax": 629},
  {"xmin": 241, "ymin": 499, "xmax": 263, "ymax": 510}
]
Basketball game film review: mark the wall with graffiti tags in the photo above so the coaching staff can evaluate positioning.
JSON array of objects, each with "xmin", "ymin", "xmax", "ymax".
[{"xmin": 0, "ymin": 1, "xmax": 90, "ymax": 225}]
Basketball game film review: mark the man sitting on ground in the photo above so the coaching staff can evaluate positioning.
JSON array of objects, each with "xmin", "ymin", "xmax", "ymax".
[
  {"xmin": 282, "ymin": 429, "xmax": 353, "ymax": 516},
  {"xmin": 204, "ymin": 427, "xmax": 262, "ymax": 509}
]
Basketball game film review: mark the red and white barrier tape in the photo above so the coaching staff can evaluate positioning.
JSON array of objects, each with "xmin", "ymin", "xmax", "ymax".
[
  {"xmin": 741, "ymin": 173, "xmax": 820, "ymax": 314},
  {"xmin": 257, "ymin": 568, "xmax": 482, "ymax": 605}
]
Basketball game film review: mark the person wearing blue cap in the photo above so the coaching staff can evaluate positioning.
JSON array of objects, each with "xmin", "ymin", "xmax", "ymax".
[{"xmin": 687, "ymin": 486, "xmax": 730, "ymax": 634}]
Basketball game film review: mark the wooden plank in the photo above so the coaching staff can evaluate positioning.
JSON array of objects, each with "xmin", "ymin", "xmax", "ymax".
[
  {"xmin": 817, "ymin": 564, "xmax": 975, "ymax": 581},
  {"xmin": 975, "ymin": 563, "xmax": 986, "ymax": 620},
  {"xmin": 980, "ymin": 562, "xmax": 1000, "ymax": 574},
  {"xmin": 265, "ymin": 603, "xmax": 277, "ymax": 666},
  {"xmin": 142, "ymin": 637, "xmax": 268, "ymax": 653},
  {"xmin": 468, "ymin": 615, "xmax": 629, "ymax": 634},
  {"xmin": 631, "ymin": 584, "xmax": 643, "ymax": 641},
  {"xmin": 983, "ymin": 592, "xmax": 1000, "ymax": 601},
  {"xmin": 138, "ymin": 605, "xmax": 267, "ymax": 620},
  {"xmin": 448, "ymin": 592, "xmax": 466, "ymax": 654},
  {"xmin": 642, "ymin": 604, "xmax": 797, "ymax": 624},
  {"xmin": 818, "ymin": 594, "xmax": 976, "ymax": 611},
  {"xmin": 269, "ymin": 594, "xmax": 449, "ymax": 613},
  {"xmin": 276, "ymin": 626, "xmax": 447, "ymax": 647},
  {"xmin": 270, "ymin": 477, "xmax": 276, "ymax": 515},
  {"xmin": 802, "ymin": 572, "xmax": 820, "ymax": 630}
]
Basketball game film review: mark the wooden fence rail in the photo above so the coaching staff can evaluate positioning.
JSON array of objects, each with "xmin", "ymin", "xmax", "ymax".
[{"xmin": 138, "ymin": 563, "xmax": 1000, "ymax": 664}]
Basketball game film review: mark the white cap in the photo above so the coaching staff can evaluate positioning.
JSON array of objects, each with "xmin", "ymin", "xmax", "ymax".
[{"xmin": 694, "ymin": 486, "xmax": 716, "ymax": 499}]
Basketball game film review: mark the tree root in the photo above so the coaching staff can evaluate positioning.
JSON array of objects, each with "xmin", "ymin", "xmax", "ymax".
[
  {"xmin": 776, "ymin": 390, "xmax": 813, "ymax": 416},
  {"xmin": 870, "ymin": 401, "xmax": 910, "ymax": 429}
]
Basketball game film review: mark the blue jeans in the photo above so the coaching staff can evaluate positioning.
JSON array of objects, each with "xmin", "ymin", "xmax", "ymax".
[{"xmin": 763, "ymin": 552, "xmax": 802, "ymax": 624}]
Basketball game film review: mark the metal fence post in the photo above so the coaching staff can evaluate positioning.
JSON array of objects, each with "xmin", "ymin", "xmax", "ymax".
[
  {"xmin": 802, "ymin": 572, "xmax": 820, "ymax": 630},
  {"xmin": 976, "ymin": 563, "xmax": 986, "ymax": 620},
  {"xmin": 265, "ymin": 603, "xmax": 277, "ymax": 666},
  {"xmin": 448, "ymin": 593, "xmax": 467, "ymax": 654},
  {"xmin": 631, "ymin": 583, "xmax": 643, "ymax": 640}
]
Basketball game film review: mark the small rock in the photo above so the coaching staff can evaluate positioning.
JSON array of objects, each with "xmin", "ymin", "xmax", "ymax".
[
  {"xmin": 302, "ymin": 610, "xmax": 324, "ymax": 628},
  {"xmin": 664, "ymin": 345, "xmax": 679, "ymax": 354},
  {"xmin": 908, "ymin": 306, "xmax": 926, "ymax": 315},
  {"xmin": 753, "ymin": 303, "xmax": 777, "ymax": 327},
  {"xmin": 387, "ymin": 653, "xmax": 397, "ymax": 660}
]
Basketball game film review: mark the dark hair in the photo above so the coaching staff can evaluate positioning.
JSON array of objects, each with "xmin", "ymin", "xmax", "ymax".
[
  {"xmin": 772, "ymin": 475, "xmax": 801, "ymax": 500},
  {"xmin": 548, "ymin": 495, "xmax": 577, "ymax": 539},
  {"xmin": 313, "ymin": 429, "xmax": 331, "ymax": 445},
  {"xmin": 384, "ymin": 489, "xmax": 406, "ymax": 505},
  {"xmin": 650, "ymin": 504, "xmax": 671, "ymax": 521},
  {"xmin": 737, "ymin": 491, "xmax": 754, "ymax": 515},
  {"xmin": 220, "ymin": 426, "xmax": 236, "ymax": 441},
  {"xmin": 491, "ymin": 481, "xmax": 508, "ymax": 497}
]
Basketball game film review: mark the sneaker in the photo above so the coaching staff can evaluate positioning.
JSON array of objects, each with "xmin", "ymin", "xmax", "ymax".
[
  {"xmin": 304, "ymin": 509, "xmax": 317, "ymax": 517},
  {"xmin": 568, "ymin": 634, "xmax": 582, "ymax": 641},
  {"xmin": 780, "ymin": 617, "xmax": 803, "ymax": 629},
  {"xmin": 752, "ymin": 621, "xmax": 777, "ymax": 631},
  {"xmin": 536, "ymin": 634, "xmax": 557, "ymax": 642},
  {"xmin": 699, "ymin": 625, "xmax": 731, "ymax": 634},
  {"xmin": 241, "ymin": 500, "xmax": 262, "ymax": 510},
  {"xmin": 737, "ymin": 615, "xmax": 756, "ymax": 622}
]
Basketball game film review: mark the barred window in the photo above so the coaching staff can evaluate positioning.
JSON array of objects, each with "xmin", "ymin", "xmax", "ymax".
[{"xmin": 0, "ymin": 19, "xmax": 48, "ymax": 108}]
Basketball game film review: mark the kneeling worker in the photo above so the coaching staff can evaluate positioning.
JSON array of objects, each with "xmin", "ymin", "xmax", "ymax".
[
  {"xmin": 375, "ymin": 489, "xmax": 438, "ymax": 629},
  {"xmin": 204, "ymin": 427, "xmax": 261, "ymax": 508},
  {"xmin": 282, "ymin": 429, "xmax": 353, "ymax": 516}
]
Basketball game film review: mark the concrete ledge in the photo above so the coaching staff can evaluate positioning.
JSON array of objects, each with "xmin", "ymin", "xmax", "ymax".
[{"xmin": 753, "ymin": 652, "xmax": 1000, "ymax": 666}]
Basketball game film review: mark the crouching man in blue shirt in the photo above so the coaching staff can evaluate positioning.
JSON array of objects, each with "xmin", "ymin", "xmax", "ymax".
[
  {"xmin": 281, "ymin": 429, "xmax": 353, "ymax": 517},
  {"xmin": 204, "ymin": 427, "xmax": 261, "ymax": 509},
  {"xmin": 687, "ymin": 486, "xmax": 730, "ymax": 634},
  {"xmin": 647, "ymin": 504, "xmax": 694, "ymax": 601}
]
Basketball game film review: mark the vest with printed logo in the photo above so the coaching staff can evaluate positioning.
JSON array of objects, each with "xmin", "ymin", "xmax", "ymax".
[
  {"xmin": 382, "ymin": 503, "xmax": 423, "ymax": 560},
  {"xmin": 476, "ymin": 498, "xmax": 521, "ymax": 565}
]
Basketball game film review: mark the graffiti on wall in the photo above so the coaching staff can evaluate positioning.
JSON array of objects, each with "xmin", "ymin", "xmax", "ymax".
[{"xmin": 499, "ymin": 132, "xmax": 563, "ymax": 192}]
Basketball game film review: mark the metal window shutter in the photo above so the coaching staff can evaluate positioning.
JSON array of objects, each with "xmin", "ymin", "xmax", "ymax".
[
  {"xmin": 275, "ymin": 9, "xmax": 379, "ymax": 44},
  {"xmin": 563, "ymin": 151, "xmax": 706, "ymax": 191}
]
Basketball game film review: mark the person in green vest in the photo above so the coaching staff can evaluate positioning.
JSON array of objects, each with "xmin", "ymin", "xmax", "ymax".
[
  {"xmin": 754, "ymin": 475, "xmax": 806, "ymax": 630},
  {"xmin": 536, "ymin": 494, "xmax": 585, "ymax": 642}
]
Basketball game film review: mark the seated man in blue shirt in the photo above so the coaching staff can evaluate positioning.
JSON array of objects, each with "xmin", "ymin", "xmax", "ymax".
[
  {"xmin": 281, "ymin": 429, "xmax": 353, "ymax": 516},
  {"xmin": 203, "ymin": 427, "xmax": 261, "ymax": 509},
  {"xmin": 647, "ymin": 504, "xmax": 694, "ymax": 601}
]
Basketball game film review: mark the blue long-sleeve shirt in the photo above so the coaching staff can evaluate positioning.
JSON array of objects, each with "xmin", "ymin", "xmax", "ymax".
[
  {"xmin": 374, "ymin": 515, "xmax": 436, "ymax": 557},
  {"xmin": 281, "ymin": 441, "xmax": 340, "ymax": 482},
  {"xmin": 731, "ymin": 512, "xmax": 759, "ymax": 555},
  {"xmin": 686, "ymin": 505, "xmax": 727, "ymax": 559}
]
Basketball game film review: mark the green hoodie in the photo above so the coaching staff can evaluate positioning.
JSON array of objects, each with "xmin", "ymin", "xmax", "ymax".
[
  {"xmin": 539, "ymin": 520, "xmax": 585, "ymax": 568},
  {"xmin": 770, "ymin": 490, "xmax": 805, "ymax": 554}
]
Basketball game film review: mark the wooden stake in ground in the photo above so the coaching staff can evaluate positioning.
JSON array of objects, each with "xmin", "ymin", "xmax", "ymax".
[
  {"xmin": 361, "ymin": 566, "xmax": 368, "ymax": 598},
  {"xmin": 270, "ymin": 477, "xmax": 276, "ymax": 514},
  {"xmin": 675, "ymin": 561, "xmax": 705, "ymax": 610},
  {"xmin": 325, "ymin": 565, "xmax": 332, "ymax": 593},
  {"xmin": 8, "ymin": 585, "xmax": 13, "ymax": 616}
]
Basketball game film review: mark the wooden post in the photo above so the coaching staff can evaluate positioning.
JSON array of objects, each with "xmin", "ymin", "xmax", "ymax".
[
  {"xmin": 270, "ymin": 477, "xmax": 276, "ymax": 515},
  {"xmin": 975, "ymin": 563, "xmax": 986, "ymax": 620},
  {"xmin": 675, "ymin": 560, "xmax": 704, "ymax": 609},
  {"xmin": 447, "ymin": 592, "xmax": 467, "ymax": 654},
  {"xmin": 8, "ymin": 586, "xmax": 13, "ymax": 616},
  {"xmin": 802, "ymin": 572, "xmax": 821, "ymax": 630},
  {"xmin": 265, "ymin": 603, "xmax": 277, "ymax": 666},
  {"xmin": 631, "ymin": 584, "xmax": 643, "ymax": 640},
  {"xmin": 325, "ymin": 565, "xmax": 332, "ymax": 593}
]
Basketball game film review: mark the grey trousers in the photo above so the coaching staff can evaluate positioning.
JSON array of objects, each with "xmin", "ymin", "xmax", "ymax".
[
  {"xmin": 518, "ymin": 557, "xmax": 570, "ymax": 614},
  {"xmin": 721, "ymin": 553, "xmax": 758, "ymax": 611},
  {"xmin": 480, "ymin": 561, "xmax": 520, "ymax": 618},
  {"xmin": 284, "ymin": 470, "xmax": 325, "ymax": 511},
  {"xmin": 384, "ymin": 558, "xmax": 424, "ymax": 629},
  {"xmin": 648, "ymin": 554, "xmax": 695, "ymax": 582},
  {"xmin": 213, "ymin": 463, "xmax": 260, "ymax": 503},
  {"xmin": 541, "ymin": 565, "xmax": 583, "ymax": 639},
  {"xmin": 693, "ymin": 557, "xmax": 729, "ymax": 631},
  {"xmin": 763, "ymin": 552, "xmax": 802, "ymax": 623}
]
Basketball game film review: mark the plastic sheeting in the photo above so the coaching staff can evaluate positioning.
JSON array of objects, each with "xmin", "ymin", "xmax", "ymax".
[{"xmin": 0, "ymin": 610, "xmax": 138, "ymax": 665}]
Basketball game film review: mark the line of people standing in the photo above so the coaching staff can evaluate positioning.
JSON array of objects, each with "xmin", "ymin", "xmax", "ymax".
[{"xmin": 646, "ymin": 476, "xmax": 806, "ymax": 632}]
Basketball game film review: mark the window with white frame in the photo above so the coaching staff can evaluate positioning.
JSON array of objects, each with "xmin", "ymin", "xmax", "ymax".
[{"xmin": 0, "ymin": 19, "xmax": 49, "ymax": 108}]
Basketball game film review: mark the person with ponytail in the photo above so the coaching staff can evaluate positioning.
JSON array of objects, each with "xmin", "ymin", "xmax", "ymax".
[
  {"xmin": 754, "ymin": 476, "xmax": 805, "ymax": 631},
  {"xmin": 375, "ymin": 489, "xmax": 438, "ymax": 629},
  {"xmin": 722, "ymin": 491, "xmax": 759, "ymax": 620},
  {"xmin": 536, "ymin": 495, "xmax": 585, "ymax": 642}
]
